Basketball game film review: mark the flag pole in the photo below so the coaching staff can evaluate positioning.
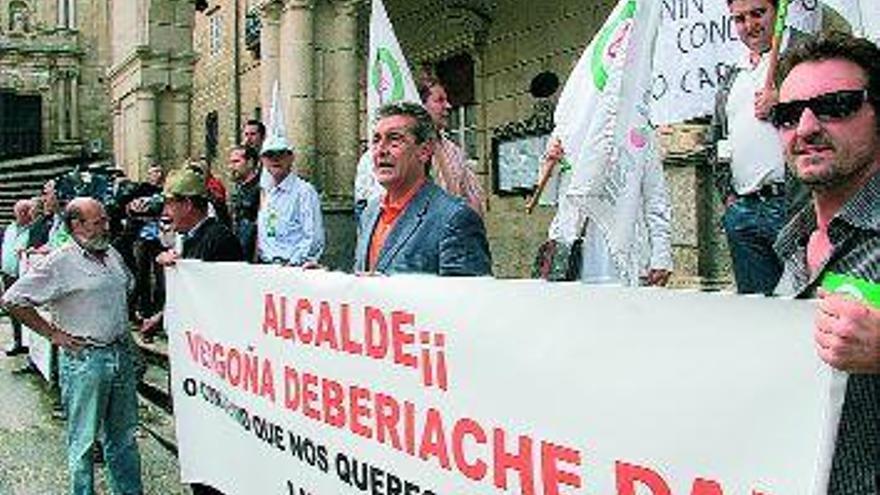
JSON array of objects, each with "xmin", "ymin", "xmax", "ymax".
[
  {"xmin": 525, "ymin": 154, "xmax": 558, "ymax": 214},
  {"xmin": 764, "ymin": 0, "xmax": 790, "ymax": 91}
]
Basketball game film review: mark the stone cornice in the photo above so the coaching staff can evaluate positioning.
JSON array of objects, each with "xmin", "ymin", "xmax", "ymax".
[
  {"xmin": 0, "ymin": 36, "xmax": 81, "ymax": 57},
  {"xmin": 107, "ymin": 47, "xmax": 198, "ymax": 80}
]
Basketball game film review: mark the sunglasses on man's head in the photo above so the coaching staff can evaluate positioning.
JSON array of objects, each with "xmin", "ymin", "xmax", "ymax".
[{"xmin": 771, "ymin": 89, "xmax": 870, "ymax": 130}]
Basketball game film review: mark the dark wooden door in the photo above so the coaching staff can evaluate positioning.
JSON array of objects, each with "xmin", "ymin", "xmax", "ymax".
[{"xmin": 0, "ymin": 92, "xmax": 42, "ymax": 159}]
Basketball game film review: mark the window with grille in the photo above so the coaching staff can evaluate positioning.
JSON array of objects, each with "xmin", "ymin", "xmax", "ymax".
[
  {"xmin": 209, "ymin": 14, "xmax": 223, "ymax": 55},
  {"xmin": 435, "ymin": 54, "xmax": 477, "ymax": 158}
]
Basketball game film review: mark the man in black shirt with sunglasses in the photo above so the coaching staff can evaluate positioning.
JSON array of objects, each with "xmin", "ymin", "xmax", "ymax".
[{"xmin": 773, "ymin": 33, "xmax": 880, "ymax": 495}]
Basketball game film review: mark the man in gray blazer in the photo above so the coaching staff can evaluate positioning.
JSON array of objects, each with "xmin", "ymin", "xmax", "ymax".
[{"xmin": 354, "ymin": 102, "xmax": 491, "ymax": 276}]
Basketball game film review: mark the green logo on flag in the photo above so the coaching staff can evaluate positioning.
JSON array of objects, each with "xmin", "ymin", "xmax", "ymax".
[
  {"xmin": 591, "ymin": 0, "xmax": 637, "ymax": 91},
  {"xmin": 371, "ymin": 47, "xmax": 405, "ymax": 104},
  {"xmin": 821, "ymin": 272, "xmax": 880, "ymax": 308}
]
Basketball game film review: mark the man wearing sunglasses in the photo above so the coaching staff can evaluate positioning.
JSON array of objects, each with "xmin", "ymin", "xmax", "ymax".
[
  {"xmin": 773, "ymin": 33, "xmax": 880, "ymax": 495},
  {"xmin": 711, "ymin": 0, "xmax": 809, "ymax": 294}
]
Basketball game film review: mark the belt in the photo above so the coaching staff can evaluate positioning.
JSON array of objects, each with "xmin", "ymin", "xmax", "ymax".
[
  {"xmin": 739, "ymin": 182, "xmax": 785, "ymax": 200},
  {"xmin": 81, "ymin": 334, "xmax": 128, "ymax": 348}
]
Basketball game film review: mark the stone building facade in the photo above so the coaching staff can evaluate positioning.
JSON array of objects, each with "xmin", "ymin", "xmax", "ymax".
[
  {"xmin": 0, "ymin": 0, "xmax": 112, "ymax": 159},
  {"xmin": 107, "ymin": 0, "xmax": 195, "ymax": 180}
]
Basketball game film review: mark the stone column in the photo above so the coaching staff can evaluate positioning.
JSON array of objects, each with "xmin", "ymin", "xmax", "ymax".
[
  {"xmin": 325, "ymin": 0, "xmax": 360, "ymax": 199},
  {"xmin": 259, "ymin": 1, "xmax": 282, "ymax": 114},
  {"xmin": 112, "ymin": 103, "xmax": 123, "ymax": 167},
  {"xmin": 172, "ymin": 90, "xmax": 191, "ymax": 166},
  {"xmin": 280, "ymin": 0, "xmax": 316, "ymax": 177},
  {"xmin": 69, "ymin": 72, "xmax": 80, "ymax": 140},
  {"xmin": 137, "ymin": 88, "xmax": 158, "ymax": 178},
  {"xmin": 55, "ymin": 74, "xmax": 67, "ymax": 141}
]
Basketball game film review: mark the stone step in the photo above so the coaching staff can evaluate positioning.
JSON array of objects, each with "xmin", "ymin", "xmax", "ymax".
[{"xmin": 132, "ymin": 332, "xmax": 177, "ymax": 456}]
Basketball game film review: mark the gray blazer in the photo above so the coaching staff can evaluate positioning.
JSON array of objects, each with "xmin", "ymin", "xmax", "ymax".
[{"xmin": 354, "ymin": 182, "xmax": 492, "ymax": 276}]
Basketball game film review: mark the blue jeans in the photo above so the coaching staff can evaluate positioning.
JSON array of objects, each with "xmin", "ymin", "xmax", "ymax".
[
  {"xmin": 722, "ymin": 195, "xmax": 785, "ymax": 295},
  {"xmin": 60, "ymin": 342, "xmax": 143, "ymax": 495}
]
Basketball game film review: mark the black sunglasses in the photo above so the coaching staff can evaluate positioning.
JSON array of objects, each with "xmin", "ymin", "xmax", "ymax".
[{"xmin": 771, "ymin": 89, "xmax": 870, "ymax": 130}]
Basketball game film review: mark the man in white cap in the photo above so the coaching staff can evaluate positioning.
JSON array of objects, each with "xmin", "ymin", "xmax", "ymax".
[{"xmin": 256, "ymin": 129, "xmax": 324, "ymax": 265}]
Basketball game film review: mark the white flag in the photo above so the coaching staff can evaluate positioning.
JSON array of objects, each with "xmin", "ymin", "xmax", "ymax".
[
  {"xmin": 260, "ymin": 80, "xmax": 292, "ymax": 154},
  {"xmin": 367, "ymin": 0, "xmax": 419, "ymax": 135},
  {"xmin": 549, "ymin": 0, "xmax": 664, "ymax": 285}
]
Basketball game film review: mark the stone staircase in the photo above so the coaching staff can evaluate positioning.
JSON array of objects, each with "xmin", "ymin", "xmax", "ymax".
[
  {"xmin": 0, "ymin": 154, "xmax": 114, "ymax": 224},
  {"xmin": 132, "ymin": 332, "xmax": 178, "ymax": 456}
]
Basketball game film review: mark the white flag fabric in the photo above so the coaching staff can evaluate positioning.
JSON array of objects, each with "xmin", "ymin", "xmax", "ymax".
[
  {"xmin": 260, "ymin": 80, "xmax": 292, "ymax": 154},
  {"xmin": 549, "ymin": 0, "xmax": 664, "ymax": 285},
  {"xmin": 367, "ymin": 0, "xmax": 419, "ymax": 135},
  {"xmin": 358, "ymin": 0, "xmax": 422, "ymax": 200}
]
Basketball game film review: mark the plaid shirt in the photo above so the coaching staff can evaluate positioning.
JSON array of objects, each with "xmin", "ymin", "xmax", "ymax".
[{"xmin": 775, "ymin": 170, "xmax": 880, "ymax": 495}]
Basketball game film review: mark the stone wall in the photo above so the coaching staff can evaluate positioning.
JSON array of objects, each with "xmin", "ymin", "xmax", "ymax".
[
  {"xmin": 191, "ymin": 1, "xmax": 239, "ymax": 176},
  {"xmin": 0, "ymin": 0, "xmax": 113, "ymax": 157},
  {"xmin": 109, "ymin": 0, "xmax": 194, "ymax": 179},
  {"xmin": 77, "ymin": 0, "xmax": 113, "ymax": 156}
]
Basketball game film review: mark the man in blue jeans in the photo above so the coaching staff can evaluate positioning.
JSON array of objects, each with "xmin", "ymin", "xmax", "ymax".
[
  {"xmin": 711, "ymin": 0, "xmax": 809, "ymax": 293},
  {"xmin": 3, "ymin": 197, "xmax": 142, "ymax": 495}
]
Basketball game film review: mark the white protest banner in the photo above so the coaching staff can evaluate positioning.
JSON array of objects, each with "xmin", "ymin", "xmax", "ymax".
[
  {"xmin": 19, "ymin": 252, "xmax": 53, "ymax": 381},
  {"xmin": 166, "ymin": 262, "xmax": 834, "ymax": 495},
  {"xmin": 651, "ymin": 0, "xmax": 821, "ymax": 125},
  {"xmin": 24, "ymin": 324, "xmax": 52, "ymax": 382}
]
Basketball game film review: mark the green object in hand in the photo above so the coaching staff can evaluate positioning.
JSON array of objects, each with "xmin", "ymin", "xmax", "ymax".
[{"xmin": 821, "ymin": 272, "xmax": 880, "ymax": 309}]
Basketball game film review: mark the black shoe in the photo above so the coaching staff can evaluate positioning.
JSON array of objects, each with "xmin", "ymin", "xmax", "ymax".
[
  {"xmin": 93, "ymin": 443, "xmax": 104, "ymax": 464},
  {"xmin": 5, "ymin": 346, "xmax": 29, "ymax": 357},
  {"xmin": 11, "ymin": 364, "xmax": 37, "ymax": 375},
  {"xmin": 51, "ymin": 407, "xmax": 66, "ymax": 420}
]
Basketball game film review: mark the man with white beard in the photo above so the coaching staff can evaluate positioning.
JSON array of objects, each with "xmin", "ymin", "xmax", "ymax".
[{"xmin": 2, "ymin": 197, "xmax": 143, "ymax": 495}]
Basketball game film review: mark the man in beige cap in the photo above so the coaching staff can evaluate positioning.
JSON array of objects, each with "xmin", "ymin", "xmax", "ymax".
[
  {"xmin": 157, "ymin": 167, "xmax": 242, "ymax": 264},
  {"xmin": 142, "ymin": 168, "xmax": 243, "ymax": 342}
]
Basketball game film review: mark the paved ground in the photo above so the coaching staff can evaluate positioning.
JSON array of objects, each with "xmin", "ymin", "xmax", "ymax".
[{"xmin": 0, "ymin": 317, "xmax": 189, "ymax": 495}]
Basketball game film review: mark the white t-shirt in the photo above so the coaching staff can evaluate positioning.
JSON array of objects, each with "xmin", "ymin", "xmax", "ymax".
[{"xmin": 725, "ymin": 45, "xmax": 787, "ymax": 195}]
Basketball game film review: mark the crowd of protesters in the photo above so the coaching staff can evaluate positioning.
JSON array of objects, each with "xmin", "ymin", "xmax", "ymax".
[{"xmin": 0, "ymin": 24, "xmax": 879, "ymax": 495}]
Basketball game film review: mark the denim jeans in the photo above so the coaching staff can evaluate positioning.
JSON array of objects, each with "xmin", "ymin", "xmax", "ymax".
[
  {"xmin": 60, "ymin": 341, "xmax": 143, "ymax": 495},
  {"xmin": 722, "ymin": 195, "xmax": 785, "ymax": 294}
]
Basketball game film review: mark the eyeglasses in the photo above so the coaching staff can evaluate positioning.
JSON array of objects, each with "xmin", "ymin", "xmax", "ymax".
[{"xmin": 771, "ymin": 89, "xmax": 870, "ymax": 130}]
